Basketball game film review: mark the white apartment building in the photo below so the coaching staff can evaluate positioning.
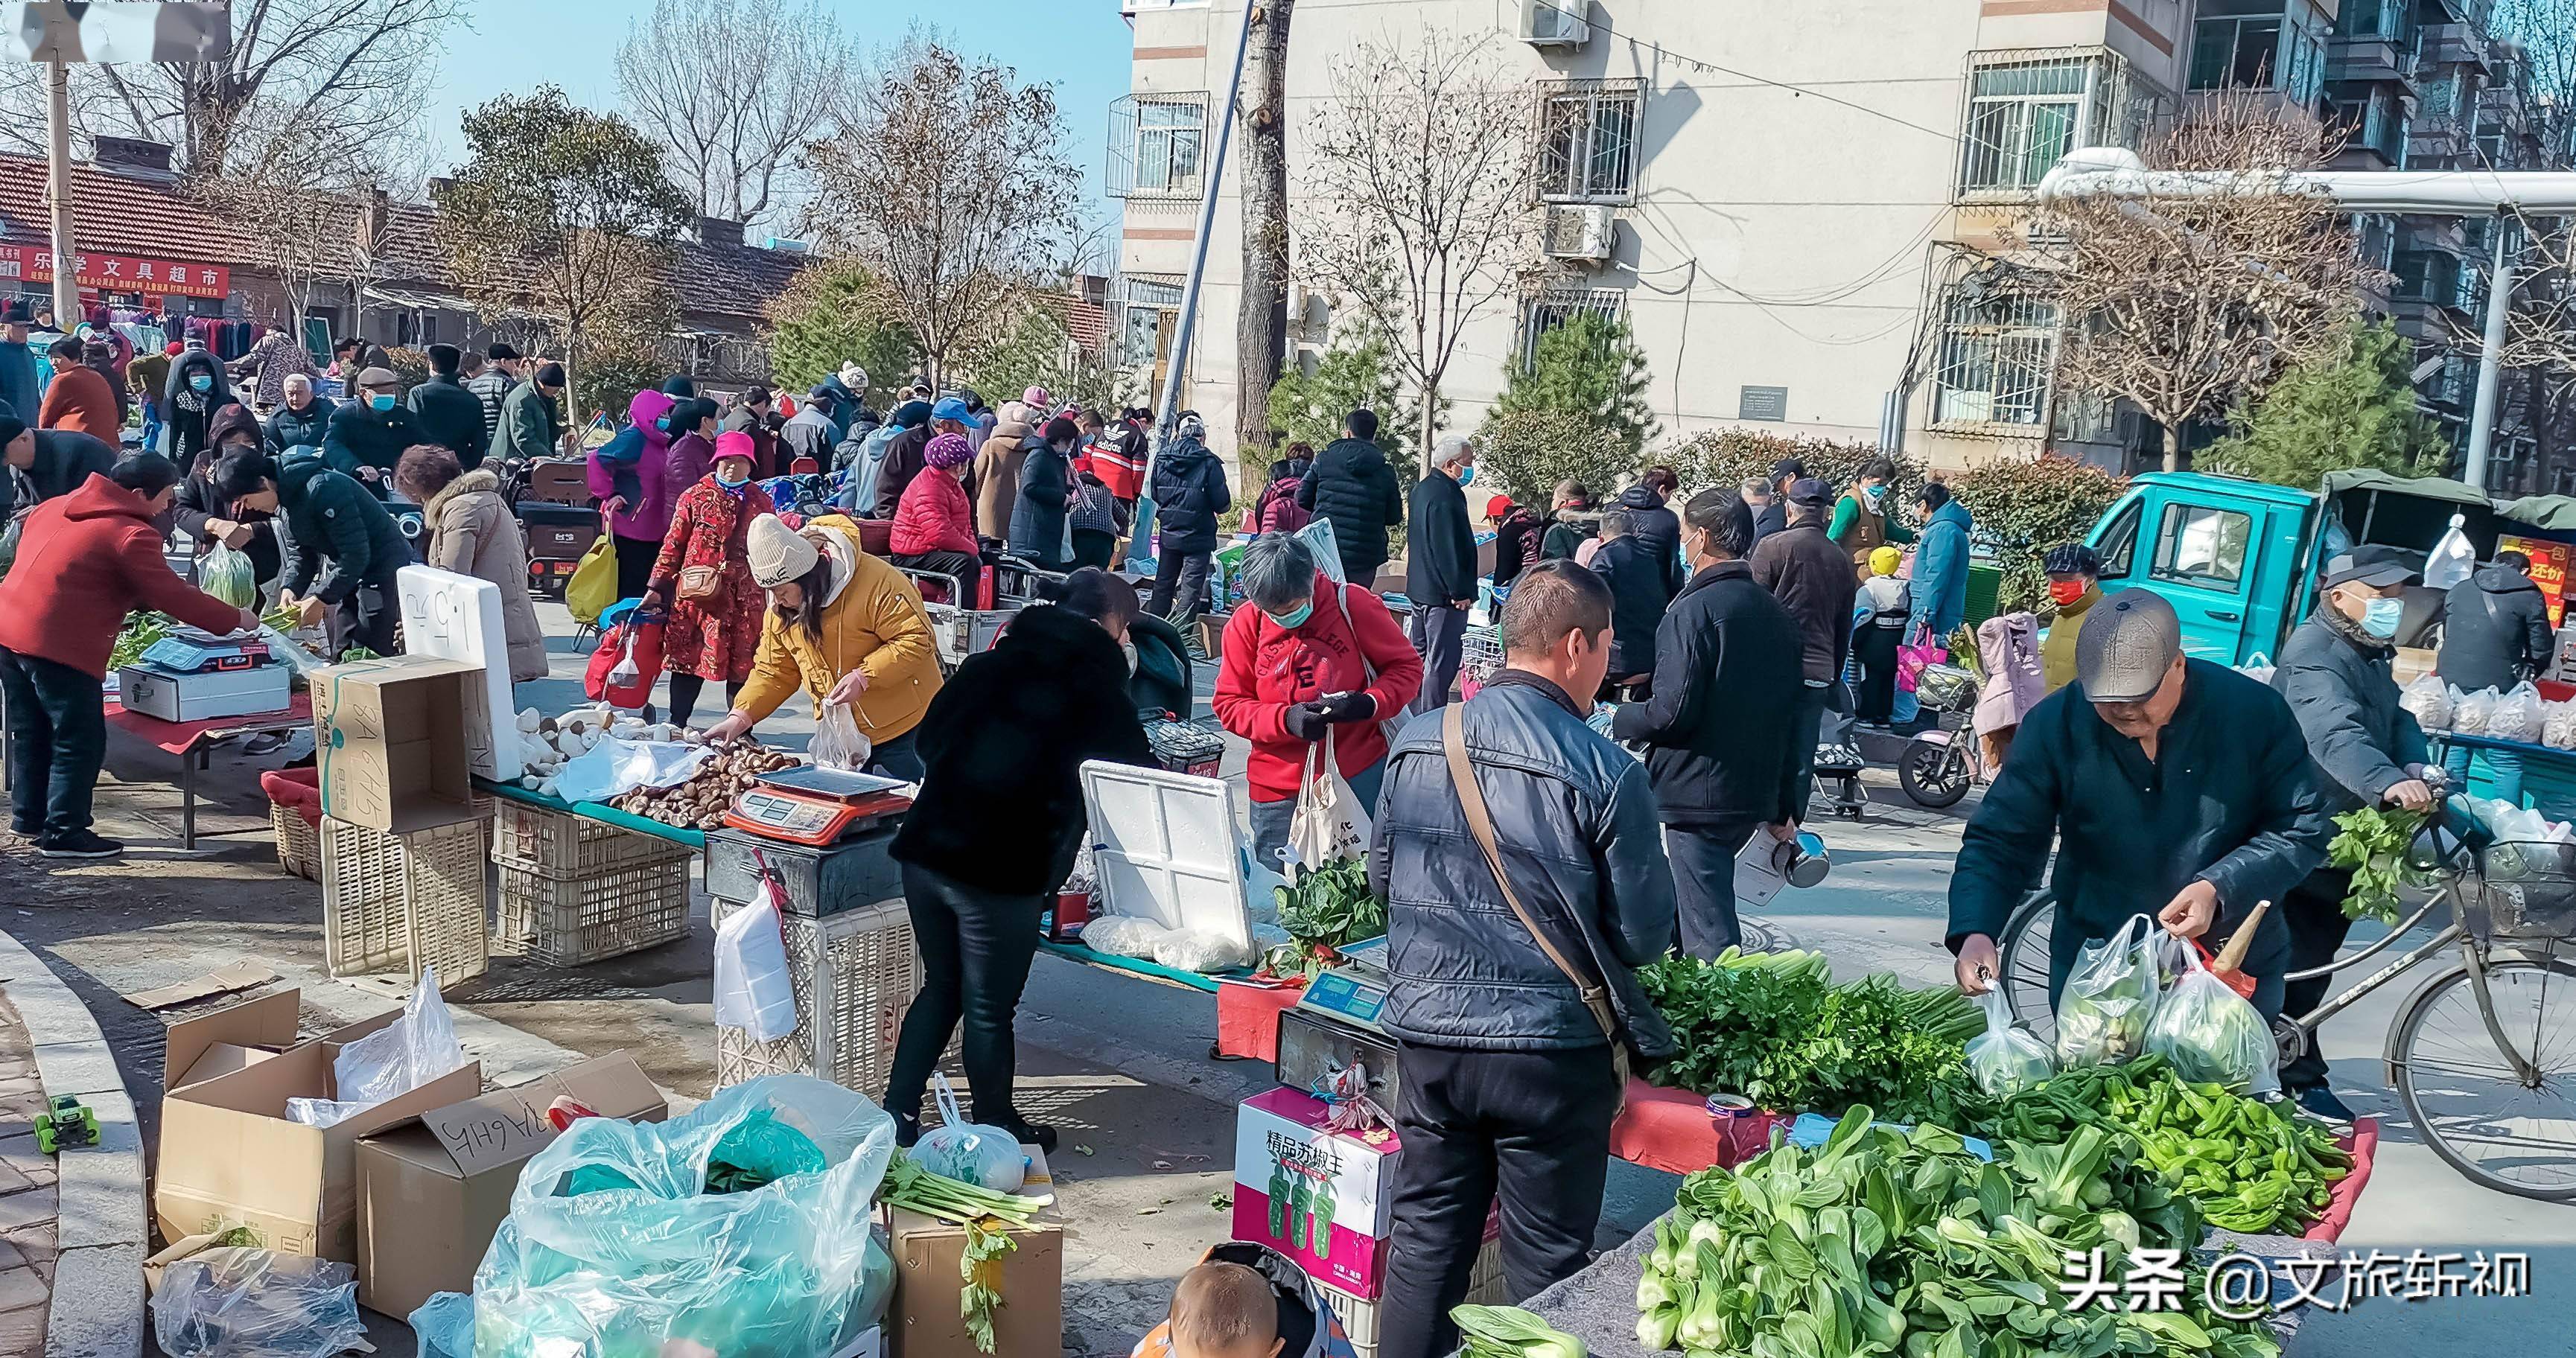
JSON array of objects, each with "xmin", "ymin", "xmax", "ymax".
[{"xmin": 1108, "ymin": 0, "xmax": 2226, "ymax": 473}]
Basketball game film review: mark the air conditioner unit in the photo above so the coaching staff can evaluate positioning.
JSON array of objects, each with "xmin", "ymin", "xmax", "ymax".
[
  {"xmin": 1543, "ymin": 204, "xmax": 1615, "ymax": 264},
  {"xmin": 1522, "ymin": 0, "xmax": 1590, "ymax": 48}
]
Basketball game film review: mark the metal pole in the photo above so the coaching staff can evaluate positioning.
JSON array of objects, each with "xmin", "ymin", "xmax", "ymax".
[
  {"xmin": 2464, "ymin": 217, "xmax": 2513, "ymax": 491},
  {"xmin": 1128, "ymin": 0, "xmax": 1259, "ymax": 573},
  {"xmin": 43, "ymin": 58, "xmax": 78, "ymax": 325}
]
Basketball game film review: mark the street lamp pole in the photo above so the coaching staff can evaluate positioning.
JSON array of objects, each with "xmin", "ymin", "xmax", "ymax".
[
  {"xmin": 43, "ymin": 56, "xmax": 78, "ymax": 325},
  {"xmin": 2464, "ymin": 216, "xmax": 2513, "ymax": 490}
]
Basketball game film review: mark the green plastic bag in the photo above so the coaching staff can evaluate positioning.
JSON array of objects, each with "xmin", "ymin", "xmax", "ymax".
[{"xmin": 198, "ymin": 543, "xmax": 258, "ymax": 611}]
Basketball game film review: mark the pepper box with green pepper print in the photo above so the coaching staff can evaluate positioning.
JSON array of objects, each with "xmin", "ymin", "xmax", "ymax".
[{"xmin": 1230, "ymin": 1088, "xmax": 1397, "ymax": 1296}]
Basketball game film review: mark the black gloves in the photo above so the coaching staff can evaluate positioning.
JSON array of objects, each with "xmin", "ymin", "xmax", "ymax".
[
  {"xmin": 1283, "ymin": 702, "xmax": 1330, "ymax": 742},
  {"xmin": 1319, "ymin": 692, "xmax": 1378, "ymax": 724}
]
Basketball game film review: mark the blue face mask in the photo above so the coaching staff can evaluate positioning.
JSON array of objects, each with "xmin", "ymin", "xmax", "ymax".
[
  {"xmin": 715, "ymin": 468, "xmax": 750, "ymax": 490},
  {"xmin": 189, "ymin": 374, "xmax": 213, "ymax": 393},
  {"xmin": 2361, "ymin": 596, "xmax": 2405, "ymax": 641},
  {"xmin": 370, "ymin": 392, "xmax": 397, "ymax": 412},
  {"xmin": 1268, "ymin": 601, "xmax": 1315, "ymax": 630},
  {"xmin": 1457, "ymin": 465, "xmax": 1476, "ymax": 486}
]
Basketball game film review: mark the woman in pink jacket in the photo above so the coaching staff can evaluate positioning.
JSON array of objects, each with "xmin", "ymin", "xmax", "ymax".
[{"xmin": 588, "ymin": 388, "xmax": 678, "ymax": 600}]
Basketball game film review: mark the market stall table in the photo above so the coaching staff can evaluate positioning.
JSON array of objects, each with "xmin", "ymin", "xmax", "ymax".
[
  {"xmin": 1037, "ymin": 937, "xmax": 1252, "ymax": 992},
  {"xmin": 95, "ymin": 693, "xmax": 312, "ymax": 849},
  {"xmin": 474, "ymin": 775, "xmax": 709, "ymax": 851},
  {"xmin": 2428, "ymin": 728, "xmax": 2576, "ymax": 818}
]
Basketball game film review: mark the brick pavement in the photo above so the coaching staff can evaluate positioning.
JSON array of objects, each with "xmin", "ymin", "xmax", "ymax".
[{"xmin": 0, "ymin": 998, "xmax": 54, "ymax": 1358}]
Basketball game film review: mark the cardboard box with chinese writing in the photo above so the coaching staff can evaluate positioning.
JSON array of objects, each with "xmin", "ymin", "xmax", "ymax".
[
  {"xmin": 154, "ymin": 991, "xmax": 481, "ymax": 1263},
  {"xmin": 313, "ymin": 656, "xmax": 486, "ymax": 832},
  {"xmin": 888, "ymin": 1147, "xmax": 1058, "ymax": 1358},
  {"xmin": 354, "ymin": 1052, "xmax": 666, "ymax": 1319},
  {"xmin": 1230, "ymin": 1087, "xmax": 1400, "ymax": 1297}
]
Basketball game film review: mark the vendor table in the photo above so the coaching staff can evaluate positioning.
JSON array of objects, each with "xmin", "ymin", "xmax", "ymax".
[
  {"xmin": 474, "ymin": 776, "xmax": 709, "ymax": 850},
  {"xmin": 2427, "ymin": 730, "xmax": 2576, "ymax": 819},
  {"xmin": 101, "ymin": 695, "xmax": 312, "ymax": 849},
  {"xmin": 1035, "ymin": 937, "xmax": 1251, "ymax": 992}
]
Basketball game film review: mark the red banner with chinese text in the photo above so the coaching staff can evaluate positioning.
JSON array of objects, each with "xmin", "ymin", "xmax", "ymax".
[
  {"xmin": 2499, "ymin": 535, "xmax": 2572, "ymax": 629},
  {"xmin": 0, "ymin": 243, "xmax": 229, "ymax": 299}
]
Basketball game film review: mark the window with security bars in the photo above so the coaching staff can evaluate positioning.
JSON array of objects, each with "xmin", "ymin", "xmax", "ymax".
[
  {"xmin": 1931, "ymin": 285, "xmax": 2057, "ymax": 428},
  {"xmin": 1539, "ymin": 83, "xmax": 1642, "ymax": 203},
  {"xmin": 1121, "ymin": 275, "xmax": 1185, "ymax": 365},
  {"xmin": 1518, "ymin": 288, "xmax": 1626, "ymax": 369},
  {"xmin": 1107, "ymin": 95, "xmax": 1207, "ymax": 198},
  {"xmin": 1959, "ymin": 54, "xmax": 2117, "ymax": 194}
]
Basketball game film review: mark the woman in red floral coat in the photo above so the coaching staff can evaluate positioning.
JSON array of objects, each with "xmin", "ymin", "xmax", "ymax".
[{"xmin": 644, "ymin": 430, "xmax": 776, "ymax": 726}]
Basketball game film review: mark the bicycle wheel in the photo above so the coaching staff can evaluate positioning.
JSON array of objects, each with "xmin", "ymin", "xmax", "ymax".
[
  {"xmin": 2391, "ymin": 953, "xmax": 2576, "ymax": 1201},
  {"xmin": 1996, "ymin": 895, "xmax": 2057, "ymax": 1044},
  {"xmin": 1899, "ymin": 736, "xmax": 1970, "ymax": 809}
]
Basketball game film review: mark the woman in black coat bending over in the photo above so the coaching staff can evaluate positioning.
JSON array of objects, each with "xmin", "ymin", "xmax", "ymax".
[{"xmin": 884, "ymin": 568, "xmax": 1157, "ymax": 1147}]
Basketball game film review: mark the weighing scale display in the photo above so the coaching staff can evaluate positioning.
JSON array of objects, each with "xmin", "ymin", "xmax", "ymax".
[{"xmin": 1300, "ymin": 970, "xmax": 1388, "ymax": 1028}]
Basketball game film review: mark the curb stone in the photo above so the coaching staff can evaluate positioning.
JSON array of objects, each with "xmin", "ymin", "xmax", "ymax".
[{"xmin": 0, "ymin": 928, "xmax": 144, "ymax": 1358}]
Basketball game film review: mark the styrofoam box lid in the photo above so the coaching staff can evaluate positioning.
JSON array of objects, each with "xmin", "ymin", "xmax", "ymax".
[{"xmin": 1078, "ymin": 759, "xmax": 1252, "ymax": 950}]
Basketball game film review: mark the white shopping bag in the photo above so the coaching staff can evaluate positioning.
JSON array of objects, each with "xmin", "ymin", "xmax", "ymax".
[
  {"xmin": 713, "ymin": 876, "xmax": 798, "ymax": 1042},
  {"xmin": 1285, "ymin": 729, "xmax": 1372, "ymax": 876}
]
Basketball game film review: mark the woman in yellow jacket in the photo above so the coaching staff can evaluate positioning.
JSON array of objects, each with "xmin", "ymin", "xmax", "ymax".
[{"xmin": 704, "ymin": 512, "xmax": 944, "ymax": 780}]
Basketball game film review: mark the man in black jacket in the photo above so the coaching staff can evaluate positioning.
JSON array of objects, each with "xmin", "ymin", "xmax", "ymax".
[
  {"xmin": 2438, "ymin": 550, "xmax": 2554, "ymax": 806},
  {"xmin": 214, "ymin": 449, "xmax": 417, "ymax": 657},
  {"xmin": 1295, "ymin": 408, "xmax": 1405, "ymax": 586},
  {"xmin": 1589, "ymin": 509, "xmax": 1674, "ymax": 694},
  {"xmin": 1405, "ymin": 433, "xmax": 1479, "ymax": 713},
  {"xmin": 1370, "ymin": 562, "xmax": 1676, "ymax": 1358},
  {"xmin": 1749, "ymin": 478, "xmax": 1857, "ymax": 814},
  {"xmin": 1612, "ymin": 468, "xmax": 1683, "ymax": 597},
  {"xmin": 264, "ymin": 373, "xmax": 335, "ymax": 454},
  {"xmin": 322, "ymin": 366, "xmax": 422, "ymax": 496},
  {"xmin": 406, "ymin": 345, "xmax": 491, "ymax": 469},
  {"xmin": 2272, "ymin": 548, "xmax": 2434, "ymax": 1123},
  {"xmin": 1751, "ymin": 457, "xmax": 1804, "ymax": 541},
  {"xmin": 1147, "ymin": 413, "xmax": 1233, "ymax": 628},
  {"xmin": 1613, "ymin": 488, "xmax": 1805, "ymax": 955}
]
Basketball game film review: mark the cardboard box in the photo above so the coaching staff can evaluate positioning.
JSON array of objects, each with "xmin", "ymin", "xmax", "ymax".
[
  {"xmin": 164, "ymin": 987, "xmax": 302, "ymax": 1092},
  {"xmin": 1231, "ymin": 1087, "xmax": 1400, "ymax": 1297},
  {"xmin": 117, "ymin": 662, "xmax": 293, "ymax": 722},
  {"xmin": 313, "ymin": 656, "xmax": 486, "ymax": 832},
  {"xmin": 889, "ymin": 1147, "xmax": 1058, "ymax": 1358},
  {"xmin": 354, "ymin": 1053, "xmax": 665, "ymax": 1319},
  {"xmin": 1197, "ymin": 611, "xmax": 1230, "ymax": 660},
  {"xmin": 156, "ymin": 994, "xmax": 482, "ymax": 1263}
]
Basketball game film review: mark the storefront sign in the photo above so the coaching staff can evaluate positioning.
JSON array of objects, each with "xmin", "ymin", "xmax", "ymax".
[
  {"xmin": 2499, "ymin": 534, "xmax": 2572, "ymax": 628},
  {"xmin": 0, "ymin": 244, "xmax": 229, "ymax": 299}
]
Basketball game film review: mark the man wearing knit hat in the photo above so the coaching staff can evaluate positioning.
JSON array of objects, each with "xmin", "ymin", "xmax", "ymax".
[
  {"xmin": 492, "ymin": 362, "xmax": 567, "ymax": 464},
  {"xmin": 1947, "ymin": 590, "xmax": 2332, "ymax": 1021}
]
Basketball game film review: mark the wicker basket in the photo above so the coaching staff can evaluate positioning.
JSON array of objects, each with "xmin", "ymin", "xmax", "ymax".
[
  {"xmin": 271, "ymin": 803, "xmax": 321, "ymax": 882},
  {"xmin": 498, "ymin": 857, "xmax": 693, "ymax": 966},
  {"xmin": 713, "ymin": 895, "xmax": 955, "ymax": 1097},
  {"xmin": 320, "ymin": 816, "xmax": 489, "ymax": 984},
  {"xmin": 492, "ymin": 799, "xmax": 695, "ymax": 879}
]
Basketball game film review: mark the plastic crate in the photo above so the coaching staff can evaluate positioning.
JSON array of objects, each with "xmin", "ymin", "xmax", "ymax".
[
  {"xmin": 1317, "ymin": 1234, "xmax": 1503, "ymax": 1357},
  {"xmin": 491, "ymin": 799, "xmax": 695, "ymax": 879},
  {"xmin": 1461, "ymin": 625, "xmax": 1504, "ymax": 689},
  {"xmin": 497, "ymin": 857, "xmax": 693, "ymax": 967},
  {"xmin": 711, "ymin": 895, "xmax": 956, "ymax": 1098},
  {"xmin": 320, "ymin": 816, "xmax": 489, "ymax": 984},
  {"xmin": 270, "ymin": 802, "xmax": 320, "ymax": 882}
]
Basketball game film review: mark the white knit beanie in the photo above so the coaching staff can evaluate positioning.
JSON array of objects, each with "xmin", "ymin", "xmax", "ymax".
[{"xmin": 745, "ymin": 514, "xmax": 818, "ymax": 587}]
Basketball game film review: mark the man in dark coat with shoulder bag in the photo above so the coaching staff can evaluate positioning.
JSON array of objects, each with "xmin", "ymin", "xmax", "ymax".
[
  {"xmin": 1614, "ymin": 488, "xmax": 1806, "ymax": 955},
  {"xmin": 1370, "ymin": 562, "xmax": 1677, "ymax": 1358}
]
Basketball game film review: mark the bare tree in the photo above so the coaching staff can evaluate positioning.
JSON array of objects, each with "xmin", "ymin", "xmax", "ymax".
[
  {"xmin": 0, "ymin": 0, "xmax": 462, "ymax": 176},
  {"xmin": 1298, "ymin": 31, "xmax": 1540, "ymax": 464},
  {"xmin": 615, "ymin": 0, "xmax": 856, "ymax": 230},
  {"xmin": 797, "ymin": 37, "xmax": 1075, "ymax": 386},
  {"xmin": 1235, "ymin": 0, "xmax": 1294, "ymax": 478},
  {"xmin": 2039, "ymin": 93, "xmax": 2372, "ymax": 471}
]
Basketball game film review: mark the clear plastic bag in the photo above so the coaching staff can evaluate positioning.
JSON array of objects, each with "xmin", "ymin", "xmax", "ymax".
[
  {"xmin": 714, "ymin": 877, "xmax": 798, "ymax": 1042},
  {"xmin": 153, "ymin": 1247, "xmax": 372, "ymax": 1358},
  {"xmin": 2493, "ymin": 681, "xmax": 2546, "ymax": 745},
  {"xmin": 1965, "ymin": 986, "xmax": 2055, "ymax": 1098},
  {"xmin": 413, "ymin": 1075, "xmax": 897, "ymax": 1358},
  {"xmin": 2545, "ymin": 701, "xmax": 2576, "ymax": 752},
  {"xmin": 1077, "ymin": 913, "xmax": 1175, "ymax": 960},
  {"xmin": 2400, "ymin": 673, "xmax": 2455, "ymax": 731},
  {"xmin": 2148, "ymin": 944, "xmax": 2280, "ymax": 1097},
  {"xmin": 285, "ymin": 968, "xmax": 466, "ymax": 1129},
  {"xmin": 2053, "ymin": 914, "xmax": 2162, "ymax": 1068},
  {"xmin": 2454, "ymin": 685, "xmax": 2498, "ymax": 737},
  {"xmin": 198, "ymin": 541, "xmax": 259, "ymax": 611},
  {"xmin": 810, "ymin": 700, "xmax": 872, "ymax": 772},
  {"xmin": 1152, "ymin": 928, "xmax": 1255, "ymax": 973},
  {"xmin": 912, "ymin": 1071, "xmax": 1027, "ymax": 1191}
]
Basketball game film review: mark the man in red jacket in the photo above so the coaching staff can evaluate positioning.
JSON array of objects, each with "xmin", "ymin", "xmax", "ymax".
[
  {"xmin": 0, "ymin": 456, "xmax": 260, "ymax": 858},
  {"xmin": 1213, "ymin": 533, "xmax": 1424, "ymax": 872}
]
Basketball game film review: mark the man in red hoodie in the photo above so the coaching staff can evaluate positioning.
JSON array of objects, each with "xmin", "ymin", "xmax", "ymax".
[
  {"xmin": 1213, "ymin": 533, "xmax": 1424, "ymax": 873},
  {"xmin": 0, "ymin": 454, "xmax": 259, "ymax": 858}
]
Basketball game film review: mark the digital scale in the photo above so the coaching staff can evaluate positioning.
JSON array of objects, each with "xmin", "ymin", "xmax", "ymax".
[
  {"xmin": 139, "ymin": 627, "xmax": 274, "ymax": 675},
  {"xmin": 1293, "ymin": 934, "xmax": 1391, "ymax": 1034},
  {"xmin": 1278, "ymin": 934, "xmax": 1400, "ymax": 1109},
  {"xmin": 723, "ymin": 764, "xmax": 914, "ymax": 847}
]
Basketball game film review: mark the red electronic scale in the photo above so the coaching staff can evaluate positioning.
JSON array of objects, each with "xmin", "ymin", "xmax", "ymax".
[{"xmin": 723, "ymin": 764, "xmax": 913, "ymax": 846}]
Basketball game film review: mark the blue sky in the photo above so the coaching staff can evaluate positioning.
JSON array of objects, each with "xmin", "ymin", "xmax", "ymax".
[{"xmin": 427, "ymin": 0, "xmax": 1132, "ymax": 204}]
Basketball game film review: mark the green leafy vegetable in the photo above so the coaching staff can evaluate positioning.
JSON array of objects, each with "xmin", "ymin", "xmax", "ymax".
[
  {"xmin": 1262, "ymin": 856, "xmax": 1386, "ymax": 979},
  {"xmin": 2327, "ymin": 805, "xmax": 2426, "ymax": 925},
  {"xmin": 109, "ymin": 612, "xmax": 173, "ymax": 672},
  {"xmin": 1452, "ymin": 1304, "xmax": 1586, "ymax": 1358}
]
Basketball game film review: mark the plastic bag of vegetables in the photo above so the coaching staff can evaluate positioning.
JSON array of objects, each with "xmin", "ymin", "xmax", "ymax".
[
  {"xmin": 197, "ymin": 542, "xmax": 259, "ymax": 611},
  {"xmin": 1965, "ymin": 984, "xmax": 2054, "ymax": 1097},
  {"xmin": 2053, "ymin": 914, "xmax": 2160, "ymax": 1068},
  {"xmin": 2147, "ymin": 943, "xmax": 2280, "ymax": 1097}
]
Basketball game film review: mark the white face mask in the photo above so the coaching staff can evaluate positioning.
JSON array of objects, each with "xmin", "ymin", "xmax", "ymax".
[{"xmin": 1122, "ymin": 641, "xmax": 1139, "ymax": 675}]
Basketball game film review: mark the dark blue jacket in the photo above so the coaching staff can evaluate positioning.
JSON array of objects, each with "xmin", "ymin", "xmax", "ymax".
[
  {"xmin": 1148, "ymin": 436, "xmax": 1231, "ymax": 555},
  {"xmin": 1295, "ymin": 437, "xmax": 1405, "ymax": 579},
  {"xmin": 1910, "ymin": 499, "xmax": 1974, "ymax": 637},
  {"xmin": 1009, "ymin": 441, "xmax": 1074, "ymax": 567},
  {"xmin": 265, "ymin": 395, "xmax": 337, "ymax": 455},
  {"xmin": 275, "ymin": 450, "xmax": 414, "ymax": 604},
  {"xmin": 2274, "ymin": 613, "xmax": 2430, "ymax": 815},
  {"xmin": 1370, "ymin": 673, "xmax": 1678, "ymax": 1058},
  {"xmin": 1947, "ymin": 659, "xmax": 2330, "ymax": 995},
  {"xmin": 1403, "ymin": 468, "xmax": 1476, "ymax": 607},
  {"xmin": 1612, "ymin": 561, "xmax": 1805, "ymax": 828}
]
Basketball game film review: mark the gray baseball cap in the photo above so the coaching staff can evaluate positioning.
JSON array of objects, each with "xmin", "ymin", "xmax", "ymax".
[{"xmin": 2076, "ymin": 590, "xmax": 2183, "ymax": 703}]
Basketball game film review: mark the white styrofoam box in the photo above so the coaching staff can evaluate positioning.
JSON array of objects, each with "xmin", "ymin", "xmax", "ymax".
[
  {"xmin": 396, "ymin": 564, "xmax": 518, "ymax": 782},
  {"xmin": 1078, "ymin": 759, "xmax": 1253, "ymax": 950},
  {"xmin": 117, "ymin": 663, "xmax": 291, "ymax": 723}
]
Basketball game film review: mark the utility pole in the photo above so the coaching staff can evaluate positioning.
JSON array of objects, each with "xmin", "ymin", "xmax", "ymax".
[
  {"xmin": 43, "ymin": 55, "xmax": 77, "ymax": 324},
  {"xmin": 1235, "ymin": 0, "xmax": 1294, "ymax": 496},
  {"xmin": 2464, "ymin": 214, "xmax": 2513, "ymax": 490}
]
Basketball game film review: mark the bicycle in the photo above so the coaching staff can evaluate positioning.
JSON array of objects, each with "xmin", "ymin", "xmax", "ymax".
[{"xmin": 1994, "ymin": 800, "xmax": 2576, "ymax": 1201}]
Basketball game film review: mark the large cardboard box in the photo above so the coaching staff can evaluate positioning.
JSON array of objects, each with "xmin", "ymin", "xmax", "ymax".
[
  {"xmin": 1230, "ymin": 1087, "xmax": 1400, "ymax": 1297},
  {"xmin": 156, "ymin": 998, "xmax": 482, "ymax": 1263},
  {"xmin": 313, "ymin": 656, "xmax": 486, "ymax": 832},
  {"xmin": 354, "ymin": 1053, "xmax": 665, "ymax": 1319},
  {"xmin": 163, "ymin": 987, "xmax": 303, "ymax": 1092},
  {"xmin": 889, "ymin": 1148, "xmax": 1058, "ymax": 1358}
]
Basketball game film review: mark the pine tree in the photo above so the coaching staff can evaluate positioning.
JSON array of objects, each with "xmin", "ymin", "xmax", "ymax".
[
  {"xmin": 1491, "ymin": 311, "xmax": 1657, "ymax": 457},
  {"xmin": 2198, "ymin": 320, "xmax": 2449, "ymax": 490}
]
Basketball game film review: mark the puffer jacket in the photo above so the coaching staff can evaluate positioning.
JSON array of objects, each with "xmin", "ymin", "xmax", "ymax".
[
  {"xmin": 1148, "ymin": 435, "xmax": 1232, "ymax": 555},
  {"xmin": 1910, "ymin": 499, "xmax": 1974, "ymax": 638},
  {"xmin": 1009, "ymin": 439, "xmax": 1073, "ymax": 567},
  {"xmin": 734, "ymin": 515, "xmax": 944, "ymax": 741},
  {"xmin": 2274, "ymin": 611, "xmax": 2431, "ymax": 815},
  {"xmin": 265, "ymin": 395, "xmax": 337, "ymax": 455},
  {"xmin": 2440, "ymin": 563, "xmax": 2555, "ymax": 692},
  {"xmin": 892, "ymin": 466, "xmax": 979, "ymax": 558},
  {"xmin": 588, "ymin": 389, "xmax": 674, "ymax": 541},
  {"xmin": 1614, "ymin": 485, "xmax": 1683, "ymax": 597},
  {"xmin": 1368, "ymin": 672, "xmax": 1679, "ymax": 1058},
  {"xmin": 1294, "ymin": 436, "xmax": 1404, "ymax": 579},
  {"xmin": 973, "ymin": 402, "xmax": 1035, "ymax": 540},
  {"xmin": 275, "ymin": 450, "xmax": 414, "ymax": 604}
]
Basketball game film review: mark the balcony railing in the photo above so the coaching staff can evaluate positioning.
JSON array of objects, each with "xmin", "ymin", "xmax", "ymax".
[{"xmin": 2422, "ymin": 23, "xmax": 2495, "ymax": 72}]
